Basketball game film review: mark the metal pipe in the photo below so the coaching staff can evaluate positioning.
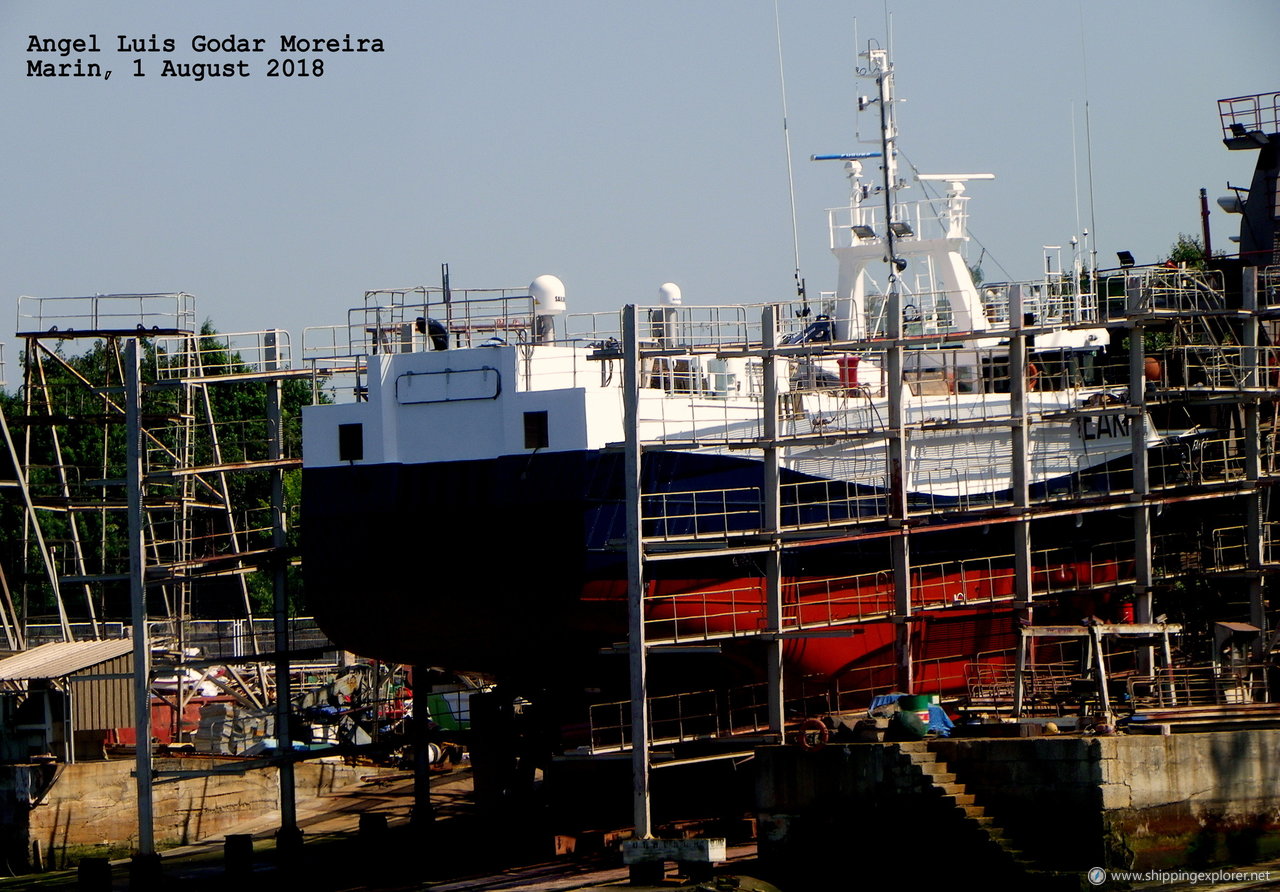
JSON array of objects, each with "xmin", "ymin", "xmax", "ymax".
[
  {"xmin": 761, "ymin": 306, "xmax": 785, "ymax": 738},
  {"xmin": 622, "ymin": 305, "xmax": 652, "ymax": 838},
  {"xmin": 126, "ymin": 338, "xmax": 154, "ymax": 855},
  {"xmin": 266, "ymin": 332, "xmax": 299, "ymax": 843}
]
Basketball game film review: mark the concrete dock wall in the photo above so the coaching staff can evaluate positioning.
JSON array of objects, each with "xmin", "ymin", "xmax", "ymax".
[
  {"xmin": 757, "ymin": 730, "xmax": 1280, "ymax": 876},
  {"xmin": 2, "ymin": 756, "xmax": 376, "ymax": 869}
]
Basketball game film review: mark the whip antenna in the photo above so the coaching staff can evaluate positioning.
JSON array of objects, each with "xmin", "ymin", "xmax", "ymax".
[{"xmin": 774, "ymin": 0, "xmax": 807, "ymax": 312}]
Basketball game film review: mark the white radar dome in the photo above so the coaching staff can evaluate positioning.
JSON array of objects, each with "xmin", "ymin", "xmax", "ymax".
[
  {"xmin": 530, "ymin": 275, "xmax": 567, "ymax": 315},
  {"xmin": 658, "ymin": 283, "xmax": 683, "ymax": 306}
]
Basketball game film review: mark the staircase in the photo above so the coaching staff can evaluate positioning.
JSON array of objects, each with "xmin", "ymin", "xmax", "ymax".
[{"xmin": 891, "ymin": 742, "xmax": 1077, "ymax": 887}]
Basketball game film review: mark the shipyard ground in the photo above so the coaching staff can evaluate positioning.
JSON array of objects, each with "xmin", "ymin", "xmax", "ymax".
[
  {"xmin": 5, "ymin": 763, "xmax": 1280, "ymax": 890},
  {"xmin": 0, "ymin": 768, "xmax": 763, "ymax": 891}
]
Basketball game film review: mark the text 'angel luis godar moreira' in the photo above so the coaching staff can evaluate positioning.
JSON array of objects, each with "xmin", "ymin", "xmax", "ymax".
[{"xmin": 26, "ymin": 34, "xmax": 385, "ymax": 81}]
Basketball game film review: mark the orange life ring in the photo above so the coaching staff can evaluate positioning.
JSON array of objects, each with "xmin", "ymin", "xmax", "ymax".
[
  {"xmin": 794, "ymin": 717, "xmax": 830, "ymax": 751},
  {"xmin": 1026, "ymin": 362, "xmax": 1039, "ymax": 392}
]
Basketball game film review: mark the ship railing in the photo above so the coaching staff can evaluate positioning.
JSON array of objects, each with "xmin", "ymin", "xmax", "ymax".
[
  {"xmin": 20, "ymin": 617, "xmax": 335, "ymax": 662},
  {"xmin": 153, "ymin": 329, "xmax": 292, "ymax": 380},
  {"xmin": 907, "ymin": 469, "xmax": 1009, "ymax": 517},
  {"xmin": 517, "ymin": 340, "xmax": 614, "ymax": 392},
  {"xmin": 362, "ymin": 286, "xmax": 538, "ymax": 348},
  {"xmin": 16, "ymin": 293, "xmax": 197, "ymax": 336},
  {"xmin": 864, "ymin": 287, "xmax": 972, "ymax": 339},
  {"xmin": 565, "ymin": 310, "xmax": 624, "ymax": 343},
  {"xmin": 352, "ymin": 301, "xmax": 536, "ymax": 355},
  {"xmin": 637, "ymin": 304, "xmax": 759, "ymax": 351},
  {"xmin": 1210, "ymin": 525, "xmax": 1250, "ymax": 572},
  {"xmin": 175, "ymin": 617, "xmax": 337, "ymax": 663},
  {"xmin": 1028, "ymin": 538, "xmax": 1135, "ymax": 596},
  {"xmin": 149, "ymin": 506, "xmax": 276, "ymax": 555},
  {"xmin": 301, "ymin": 325, "xmax": 367, "ymax": 401},
  {"xmin": 825, "ymin": 662, "xmax": 896, "ymax": 713},
  {"xmin": 1190, "ymin": 433, "xmax": 1248, "ymax": 485},
  {"xmin": 142, "ymin": 415, "xmax": 301, "ymax": 471},
  {"xmin": 644, "ymin": 580, "xmax": 768, "ymax": 644},
  {"xmin": 22, "ymin": 622, "xmax": 128, "ymax": 647},
  {"xmin": 779, "ymin": 569, "xmax": 895, "ymax": 630},
  {"xmin": 826, "ymin": 191, "xmax": 972, "ymax": 251},
  {"xmin": 572, "ymin": 302, "xmax": 884, "ymax": 354},
  {"xmin": 302, "ymin": 323, "xmax": 362, "ymax": 362},
  {"xmin": 966, "ymin": 656, "xmax": 1080, "ymax": 715},
  {"xmin": 643, "ymin": 543, "xmax": 1137, "ymax": 644},
  {"xmin": 1266, "ymin": 522, "xmax": 1280, "ymax": 565},
  {"xmin": 641, "ymin": 486, "xmax": 763, "ymax": 542},
  {"xmin": 779, "ymin": 476, "xmax": 891, "ymax": 530},
  {"xmin": 1151, "ymin": 531, "xmax": 1202, "ymax": 580},
  {"xmin": 587, "ymin": 689, "xmax": 721, "ymax": 754},
  {"xmin": 1262, "ymin": 266, "xmax": 1280, "ymax": 309},
  {"xmin": 1219, "ymin": 91, "xmax": 1280, "ymax": 141},
  {"xmin": 911, "ymin": 554, "xmax": 1016, "ymax": 611},
  {"xmin": 1143, "ymin": 344, "xmax": 1276, "ymax": 394},
  {"xmin": 821, "ymin": 650, "xmax": 1013, "ymax": 712},
  {"xmin": 1128, "ymin": 664, "xmax": 1270, "ymax": 710},
  {"xmin": 574, "ymin": 304, "xmax": 763, "ymax": 352},
  {"xmin": 725, "ymin": 682, "xmax": 774, "ymax": 735},
  {"xmin": 22, "ymin": 376, "xmax": 120, "ymax": 419},
  {"xmin": 20, "ymin": 460, "xmax": 83, "ymax": 502},
  {"xmin": 1102, "ymin": 266, "xmax": 1227, "ymax": 318}
]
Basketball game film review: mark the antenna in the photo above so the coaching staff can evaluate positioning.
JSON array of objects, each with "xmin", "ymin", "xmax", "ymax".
[
  {"xmin": 773, "ymin": 0, "xmax": 807, "ymax": 311},
  {"xmin": 1077, "ymin": 0, "xmax": 1098, "ymax": 276}
]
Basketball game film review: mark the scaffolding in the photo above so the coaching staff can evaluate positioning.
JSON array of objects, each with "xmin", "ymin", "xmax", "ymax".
[
  {"xmin": 9, "ymin": 293, "xmax": 315, "ymax": 849},
  {"xmin": 607, "ymin": 260, "xmax": 1280, "ymax": 834}
]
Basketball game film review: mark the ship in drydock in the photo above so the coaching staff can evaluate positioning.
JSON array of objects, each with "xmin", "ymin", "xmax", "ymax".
[{"xmin": 301, "ymin": 56, "xmax": 1280, "ymax": 723}]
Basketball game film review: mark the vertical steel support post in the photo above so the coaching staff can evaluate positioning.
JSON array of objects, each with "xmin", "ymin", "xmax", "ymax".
[
  {"xmin": 1242, "ymin": 269, "xmax": 1267, "ymax": 656},
  {"xmin": 761, "ymin": 307, "xmax": 785, "ymax": 736},
  {"xmin": 1010, "ymin": 287, "xmax": 1033, "ymax": 716},
  {"xmin": 265, "ymin": 332, "xmax": 299, "ymax": 843},
  {"xmin": 887, "ymin": 278, "xmax": 911, "ymax": 692},
  {"xmin": 622, "ymin": 305, "xmax": 652, "ymax": 838},
  {"xmin": 126, "ymin": 339, "xmax": 154, "ymax": 855},
  {"xmin": 1127, "ymin": 277, "xmax": 1153, "ymax": 683}
]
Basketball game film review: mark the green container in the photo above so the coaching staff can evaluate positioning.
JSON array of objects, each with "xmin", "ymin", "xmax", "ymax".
[{"xmin": 897, "ymin": 694, "xmax": 930, "ymax": 712}]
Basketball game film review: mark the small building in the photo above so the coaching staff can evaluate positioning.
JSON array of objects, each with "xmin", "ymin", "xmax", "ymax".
[{"xmin": 0, "ymin": 639, "xmax": 135, "ymax": 763}]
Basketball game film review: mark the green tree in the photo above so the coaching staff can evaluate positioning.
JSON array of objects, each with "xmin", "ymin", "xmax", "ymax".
[
  {"xmin": 0, "ymin": 322, "xmax": 318, "ymax": 627},
  {"xmin": 1166, "ymin": 233, "xmax": 1207, "ymax": 269}
]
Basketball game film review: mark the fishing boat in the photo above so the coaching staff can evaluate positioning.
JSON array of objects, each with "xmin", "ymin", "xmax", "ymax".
[{"xmin": 300, "ymin": 52, "xmax": 1272, "ymax": 710}]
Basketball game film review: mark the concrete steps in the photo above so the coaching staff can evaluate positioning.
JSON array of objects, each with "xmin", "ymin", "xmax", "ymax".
[{"xmin": 891, "ymin": 742, "xmax": 1073, "ymax": 885}]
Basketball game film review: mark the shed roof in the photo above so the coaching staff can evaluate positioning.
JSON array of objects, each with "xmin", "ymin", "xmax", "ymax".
[{"xmin": 0, "ymin": 638, "xmax": 134, "ymax": 681}]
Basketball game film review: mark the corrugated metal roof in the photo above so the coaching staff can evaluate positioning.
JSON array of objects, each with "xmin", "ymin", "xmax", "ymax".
[{"xmin": 0, "ymin": 638, "xmax": 135, "ymax": 681}]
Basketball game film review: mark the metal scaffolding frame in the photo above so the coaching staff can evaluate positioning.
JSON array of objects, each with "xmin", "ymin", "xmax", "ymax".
[
  {"xmin": 617, "ymin": 265, "xmax": 1280, "ymax": 833},
  {"xmin": 10, "ymin": 292, "xmax": 311, "ymax": 851}
]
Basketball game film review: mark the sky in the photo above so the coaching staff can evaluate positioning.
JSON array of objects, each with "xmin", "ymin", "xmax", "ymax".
[{"xmin": 1, "ymin": 1, "xmax": 1277, "ymax": 369}]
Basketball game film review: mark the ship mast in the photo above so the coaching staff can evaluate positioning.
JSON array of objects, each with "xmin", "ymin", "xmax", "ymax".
[{"xmin": 864, "ymin": 45, "xmax": 907, "ymax": 286}]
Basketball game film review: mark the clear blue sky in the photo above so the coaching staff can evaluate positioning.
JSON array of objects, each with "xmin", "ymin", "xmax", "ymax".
[{"xmin": 2, "ymin": 1, "xmax": 1276, "ymax": 359}]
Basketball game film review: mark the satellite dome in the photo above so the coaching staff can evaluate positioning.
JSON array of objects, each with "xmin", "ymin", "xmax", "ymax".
[{"xmin": 530, "ymin": 275, "xmax": 566, "ymax": 316}]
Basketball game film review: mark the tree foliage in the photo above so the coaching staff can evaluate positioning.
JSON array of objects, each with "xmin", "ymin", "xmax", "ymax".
[
  {"xmin": 1, "ymin": 322, "xmax": 317, "ymax": 627},
  {"xmin": 1166, "ymin": 233, "xmax": 1207, "ymax": 269}
]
